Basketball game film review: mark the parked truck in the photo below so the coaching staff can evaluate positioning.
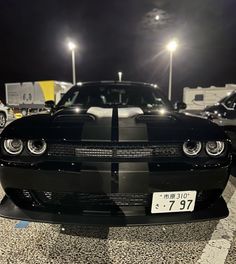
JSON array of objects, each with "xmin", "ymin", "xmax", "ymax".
[{"xmin": 5, "ymin": 81, "xmax": 72, "ymax": 115}]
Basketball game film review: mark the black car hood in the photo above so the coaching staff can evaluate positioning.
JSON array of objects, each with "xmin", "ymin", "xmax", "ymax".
[
  {"xmin": 204, "ymin": 103, "xmax": 227, "ymax": 114},
  {"xmin": 1, "ymin": 106, "xmax": 227, "ymax": 142}
]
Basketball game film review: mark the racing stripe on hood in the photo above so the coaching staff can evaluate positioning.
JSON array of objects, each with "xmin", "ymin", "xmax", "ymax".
[
  {"xmin": 111, "ymin": 107, "xmax": 119, "ymax": 192},
  {"xmin": 80, "ymin": 107, "xmax": 113, "ymax": 193},
  {"xmin": 111, "ymin": 107, "xmax": 119, "ymax": 141},
  {"xmin": 118, "ymin": 107, "xmax": 149, "ymax": 142},
  {"xmin": 117, "ymin": 107, "xmax": 150, "ymax": 193},
  {"xmin": 80, "ymin": 106, "xmax": 120, "ymax": 193},
  {"xmin": 81, "ymin": 107, "xmax": 112, "ymax": 141}
]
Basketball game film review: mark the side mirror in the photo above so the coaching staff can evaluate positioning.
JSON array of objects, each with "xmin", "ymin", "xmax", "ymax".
[
  {"xmin": 174, "ymin": 101, "xmax": 187, "ymax": 111},
  {"xmin": 45, "ymin": 100, "xmax": 55, "ymax": 109}
]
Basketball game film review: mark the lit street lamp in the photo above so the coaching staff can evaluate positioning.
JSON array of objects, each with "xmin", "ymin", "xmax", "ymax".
[
  {"xmin": 166, "ymin": 40, "xmax": 178, "ymax": 101},
  {"xmin": 118, "ymin": 72, "xmax": 123, "ymax": 82},
  {"xmin": 68, "ymin": 41, "xmax": 77, "ymax": 85}
]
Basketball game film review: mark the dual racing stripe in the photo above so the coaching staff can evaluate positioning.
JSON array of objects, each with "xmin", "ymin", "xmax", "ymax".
[
  {"xmin": 112, "ymin": 107, "xmax": 150, "ymax": 193},
  {"xmin": 118, "ymin": 107, "xmax": 150, "ymax": 193},
  {"xmin": 111, "ymin": 107, "xmax": 119, "ymax": 141},
  {"xmin": 82, "ymin": 107, "xmax": 120, "ymax": 192},
  {"xmin": 111, "ymin": 107, "xmax": 119, "ymax": 192},
  {"xmin": 81, "ymin": 107, "xmax": 149, "ymax": 193},
  {"xmin": 82, "ymin": 107, "xmax": 148, "ymax": 142}
]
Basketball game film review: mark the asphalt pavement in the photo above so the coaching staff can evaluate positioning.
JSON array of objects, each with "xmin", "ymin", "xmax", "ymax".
[{"xmin": 0, "ymin": 122, "xmax": 235, "ymax": 264}]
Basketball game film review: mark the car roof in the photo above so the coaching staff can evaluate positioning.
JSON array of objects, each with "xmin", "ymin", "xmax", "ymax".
[{"xmin": 76, "ymin": 81, "xmax": 159, "ymax": 88}]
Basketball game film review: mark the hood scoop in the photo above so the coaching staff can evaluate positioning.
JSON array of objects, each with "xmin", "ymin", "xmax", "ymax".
[
  {"xmin": 135, "ymin": 114, "xmax": 176, "ymax": 123},
  {"xmin": 53, "ymin": 114, "xmax": 95, "ymax": 124}
]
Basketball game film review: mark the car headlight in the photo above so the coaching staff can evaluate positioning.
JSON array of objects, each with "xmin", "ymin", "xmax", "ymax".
[
  {"xmin": 183, "ymin": 141, "xmax": 202, "ymax": 156},
  {"xmin": 205, "ymin": 141, "xmax": 225, "ymax": 156},
  {"xmin": 27, "ymin": 139, "xmax": 47, "ymax": 155},
  {"xmin": 3, "ymin": 139, "xmax": 23, "ymax": 155}
]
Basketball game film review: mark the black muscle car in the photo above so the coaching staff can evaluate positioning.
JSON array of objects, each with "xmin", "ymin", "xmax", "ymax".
[
  {"xmin": 202, "ymin": 91, "xmax": 236, "ymax": 156},
  {"xmin": 0, "ymin": 81, "xmax": 232, "ymax": 225},
  {"xmin": 210, "ymin": 119, "xmax": 236, "ymax": 157},
  {"xmin": 203, "ymin": 90, "xmax": 236, "ymax": 120}
]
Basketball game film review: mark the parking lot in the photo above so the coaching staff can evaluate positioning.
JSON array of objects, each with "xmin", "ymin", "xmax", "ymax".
[{"xmin": 0, "ymin": 124, "xmax": 236, "ymax": 264}]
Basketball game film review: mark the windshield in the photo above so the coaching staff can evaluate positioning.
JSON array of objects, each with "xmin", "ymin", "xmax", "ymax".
[
  {"xmin": 57, "ymin": 84, "xmax": 172, "ymax": 109},
  {"xmin": 218, "ymin": 92, "xmax": 236, "ymax": 106}
]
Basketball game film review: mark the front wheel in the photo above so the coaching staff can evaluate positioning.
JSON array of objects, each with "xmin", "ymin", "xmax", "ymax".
[{"xmin": 0, "ymin": 113, "xmax": 6, "ymax": 128}]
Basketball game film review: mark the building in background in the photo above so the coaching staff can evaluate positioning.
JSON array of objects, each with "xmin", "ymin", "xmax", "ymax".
[{"xmin": 183, "ymin": 84, "xmax": 236, "ymax": 111}]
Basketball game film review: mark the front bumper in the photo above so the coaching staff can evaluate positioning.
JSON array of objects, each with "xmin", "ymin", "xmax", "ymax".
[
  {"xmin": 0, "ymin": 164, "xmax": 231, "ymax": 225},
  {"xmin": 0, "ymin": 195, "xmax": 229, "ymax": 226}
]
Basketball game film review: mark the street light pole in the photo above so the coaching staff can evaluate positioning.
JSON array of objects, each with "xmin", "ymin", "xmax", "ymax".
[
  {"xmin": 168, "ymin": 51, "xmax": 173, "ymax": 101},
  {"xmin": 68, "ymin": 41, "xmax": 77, "ymax": 85},
  {"xmin": 71, "ymin": 48, "xmax": 76, "ymax": 85},
  {"xmin": 166, "ymin": 40, "xmax": 178, "ymax": 101}
]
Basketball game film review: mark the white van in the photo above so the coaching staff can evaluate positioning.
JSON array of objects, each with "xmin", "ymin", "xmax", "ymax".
[{"xmin": 0, "ymin": 102, "xmax": 14, "ymax": 128}]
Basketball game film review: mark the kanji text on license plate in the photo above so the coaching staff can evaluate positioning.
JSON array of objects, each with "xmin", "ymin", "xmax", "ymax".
[{"xmin": 151, "ymin": 191, "xmax": 197, "ymax": 214}]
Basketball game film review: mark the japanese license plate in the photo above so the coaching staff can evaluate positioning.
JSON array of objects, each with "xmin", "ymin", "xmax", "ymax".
[{"xmin": 151, "ymin": 191, "xmax": 197, "ymax": 214}]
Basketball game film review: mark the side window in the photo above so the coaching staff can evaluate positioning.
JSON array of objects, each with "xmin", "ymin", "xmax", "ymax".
[
  {"xmin": 60, "ymin": 93, "xmax": 65, "ymax": 99},
  {"xmin": 194, "ymin": 94, "xmax": 204, "ymax": 101},
  {"xmin": 225, "ymin": 94, "xmax": 236, "ymax": 108},
  {"xmin": 64, "ymin": 91, "xmax": 79, "ymax": 107}
]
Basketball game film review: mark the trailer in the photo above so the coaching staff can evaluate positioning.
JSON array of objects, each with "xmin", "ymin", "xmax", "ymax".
[
  {"xmin": 5, "ymin": 81, "xmax": 72, "ymax": 115},
  {"xmin": 183, "ymin": 84, "xmax": 236, "ymax": 112}
]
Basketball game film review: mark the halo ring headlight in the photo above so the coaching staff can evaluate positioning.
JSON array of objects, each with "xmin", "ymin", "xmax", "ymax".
[
  {"xmin": 206, "ymin": 141, "xmax": 225, "ymax": 156},
  {"xmin": 183, "ymin": 141, "xmax": 202, "ymax": 156},
  {"xmin": 3, "ymin": 139, "xmax": 23, "ymax": 155},
  {"xmin": 27, "ymin": 139, "xmax": 47, "ymax": 155}
]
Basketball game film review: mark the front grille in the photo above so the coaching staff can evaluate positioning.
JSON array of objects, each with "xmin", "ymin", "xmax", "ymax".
[
  {"xmin": 48, "ymin": 144, "xmax": 182, "ymax": 159},
  {"xmin": 37, "ymin": 192, "xmax": 151, "ymax": 207},
  {"xmin": 8, "ymin": 189, "xmax": 151, "ymax": 211},
  {"xmin": 8, "ymin": 189, "xmax": 222, "ymax": 213},
  {"xmin": 75, "ymin": 147, "xmax": 154, "ymax": 158},
  {"xmin": 75, "ymin": 148, "xmax": 114, "ymax": 157}
]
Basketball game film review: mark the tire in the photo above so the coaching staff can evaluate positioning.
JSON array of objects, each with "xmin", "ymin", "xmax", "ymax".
[{"xmin": 0, "ymin": 112, "xmax": 6, "ymax": 128}]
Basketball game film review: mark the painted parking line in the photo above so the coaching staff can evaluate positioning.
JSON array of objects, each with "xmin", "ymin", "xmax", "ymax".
[
  {"xmin": 15, "ymin": 221, "xmax": 29, "ymax": 229},
  {"xmin": 197, "ymin": 190, "xmax": 236, "ymax": 264}
]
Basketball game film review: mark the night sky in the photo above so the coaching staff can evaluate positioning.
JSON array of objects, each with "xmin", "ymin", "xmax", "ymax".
[{"xmin": 0, "ymin": 0, "xmax": 236, "ymax": 102}]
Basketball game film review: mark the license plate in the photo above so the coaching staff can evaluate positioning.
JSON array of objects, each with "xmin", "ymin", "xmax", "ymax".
[{"xmin": 151, "ymin": 191, "xmax": 197, "ymax": 214}]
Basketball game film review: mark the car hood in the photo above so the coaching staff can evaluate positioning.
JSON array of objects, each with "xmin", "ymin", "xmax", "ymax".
[
  {"xmin": 1, "ymin": 106, "xmax": 227, "ymax": 142},
  {"xmin": 204, "ymin": 103, "xmax": 225, "ymax": 113}
]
